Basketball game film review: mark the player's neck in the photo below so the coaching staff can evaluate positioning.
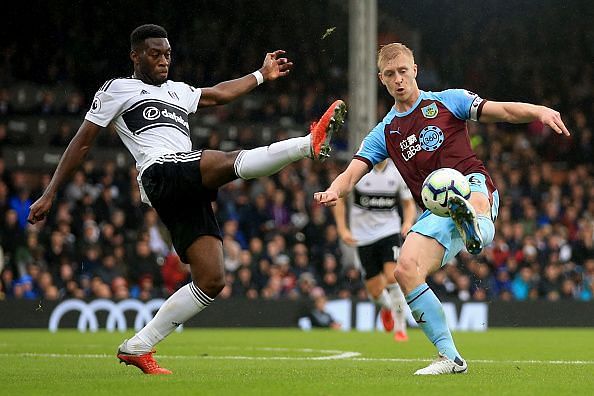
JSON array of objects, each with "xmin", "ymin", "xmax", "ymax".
[
  {"xmin": 393, "ymin": 88, "xmax": 420, "ymax": 113},
  {"xmin": 132, "ymin": 71, "xmax": 162, "ymax": 86}
]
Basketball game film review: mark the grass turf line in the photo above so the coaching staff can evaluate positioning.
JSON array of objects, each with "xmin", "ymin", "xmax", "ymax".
[{"xmin": 0, "ymin": 328, "xmax": 593, "ymax": 396}]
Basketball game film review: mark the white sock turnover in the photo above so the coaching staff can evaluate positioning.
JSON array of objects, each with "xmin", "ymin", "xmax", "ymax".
[{"xmin": 124, "ymin": 283, "xmax": 213, "ymax": 354}]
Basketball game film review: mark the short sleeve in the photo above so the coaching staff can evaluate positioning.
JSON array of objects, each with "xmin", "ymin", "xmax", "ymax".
[
  {"xmin": 354, "ymin": 122, "xmax": 389, "ymax": 169},
  {"xmin": 85, "ymin": 82, "xmax": 124, "ymax": 127},
  {"xmin": 186, "ymin": 84, "xmax": 202, "ymax": 114},
  {"xmin": 437, "ymin": 89, "xmax": 486, "ymax": 121}
]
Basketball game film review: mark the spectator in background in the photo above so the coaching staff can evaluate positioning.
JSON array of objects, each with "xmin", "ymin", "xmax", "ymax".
[
  {"xmin": 232, "ymin": 266, "xmax": 258, "ymax": 299},
  {"xmin": 1, "ymin": 209, "xmax": 24, "ymax": 262},
  {"xmin": 143, "ymin": 208, "xmax": 171, "ymax": 258},
  {"xmin": 112, "ymin": 276, "xmax": 130, "ymax": 300},
  {"xmin": 9, "ymin": 187, "xmax": 32, "ymax": 230},
  {"xmin": 130, "ymin": 274, "xmax": 162, "ymax": 301},
  {"xmin": 49, "ymin": 120, "xmax": 76, "ymax": 147},
  {"xmin": 127, "ymin": 238, "xmax": 161, "ymax": 285},
  {"xmin": 61, "ymin": 91, "xmax": 85, "ymax": 116},
  {"xmin": 319, "ymin": 253, "xmax": 340, "ymax": 296},
  {"xmin": 35, "ymin": 90, "xmax": 57, "ymax": 115},
  {"xmin": 161, "ymin": 253, "xmax": 190, "ymax": 296},
  {"xmin": 308, "ymin": 295, "xmax": 341, "ymax": 330},
  {"xmin": 95, "ymin": 253, "xmax": 125, "ymax": 286}
]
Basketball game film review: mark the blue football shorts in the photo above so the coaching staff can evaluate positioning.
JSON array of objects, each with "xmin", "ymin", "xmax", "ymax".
[{"xmin": 410, "ymin": 172, "xmax": 500, "ymax": 267}]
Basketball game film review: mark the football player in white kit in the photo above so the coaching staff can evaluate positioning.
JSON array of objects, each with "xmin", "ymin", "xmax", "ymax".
[
  {"xmin": 28, "ymin": 24, "xmax": 347, "ymax": 374},
  {"xmin": 331, "ymin": 159, "xmax": 416, "ymax": 341}
]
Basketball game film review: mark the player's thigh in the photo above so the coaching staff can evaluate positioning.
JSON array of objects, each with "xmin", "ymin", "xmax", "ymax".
[
  {"xmin": 396, "ymin": 232, "xmax": 443, "ymax": 292},
  {"xmin": 200, "ymin": 149, "xmax": 241, "ymax": 189},
  {"xmin": 185, "ymin": 235, "xmax": 225, "ymax": 293}
]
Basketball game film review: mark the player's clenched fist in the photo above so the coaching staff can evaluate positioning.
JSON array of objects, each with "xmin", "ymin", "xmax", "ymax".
[
  {"xmin": 313, "ymin": 190, "xmax": 339, "ymax": 207},
  {"xmin": 27, "ymin": 195, "xmax": 53, "ymax": 224}
]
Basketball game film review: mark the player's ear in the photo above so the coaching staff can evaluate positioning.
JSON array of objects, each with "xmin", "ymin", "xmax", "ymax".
[
  {"xmin": 130, "ymin": 50, "xmax": 139, "ymax": 65},
  {"xmin": 378, "ymin": 72, "xmax": 386, "ymax": 86},
  {"xmin": 413, "ymin": 64, "xmax": 418, "ymax": 78}
]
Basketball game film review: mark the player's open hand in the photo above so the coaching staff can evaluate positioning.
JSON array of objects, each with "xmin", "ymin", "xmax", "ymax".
[
  {"xmin": 539, "ymin": 106, "xmax": 570, "ymax": 136},
  {"xmin": 27, "ymin": 194, "xmax": 53, "ymax": 224},
  {"xmin": 314, "ymin": 190, "xmax": 339, "ymax": 207},
  {"xmin": 260, "ymin": 50, "xmax": 293, "ymax": 81},
  {"xmin": 338, "ymin": 228, "xmax": 358, "ymax": 247}
]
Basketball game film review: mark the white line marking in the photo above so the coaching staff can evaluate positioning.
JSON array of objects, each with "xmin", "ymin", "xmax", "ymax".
[{"xmin": 1, "ymin": 352, "xmax": 594, "ymax": 365}]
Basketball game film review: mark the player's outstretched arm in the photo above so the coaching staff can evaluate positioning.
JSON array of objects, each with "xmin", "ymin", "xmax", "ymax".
[
  {"xmin": 199, "ymin": 50, "xmax": 293, "ymax": 107},
  {"xmin": 314, "ymin": 159, "xmax": 368, "ymax": 207},
  {"xmin": 479, "ymin": 101, "xmax": 570, "ymax": 136},
  {"xmin": 28, "ymin": 120, "xmax": 101, "ymax": 224}
]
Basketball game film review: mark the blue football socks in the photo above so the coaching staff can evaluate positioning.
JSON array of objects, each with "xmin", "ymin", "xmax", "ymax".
[
  {"xmin": 477, "ymin": 214, "xmax": 495, "ymax": 246},
  {"xmin": 406, "ymin": 283, "xmax": 461, "ymax": 361}
]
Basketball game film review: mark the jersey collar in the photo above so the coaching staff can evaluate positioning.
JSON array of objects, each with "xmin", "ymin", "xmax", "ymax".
[{"xmin": 393, "ymin": 90, "xmax": 424, "ymax": 117}]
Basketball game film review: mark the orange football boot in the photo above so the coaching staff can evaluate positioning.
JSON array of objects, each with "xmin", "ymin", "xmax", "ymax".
[
  {"xmin": 309, "ymin": 99, "xmax": 347, "ymax": 161},
  {"xmin": 380, "ymin": 308, "xmax": 395, "ymax": 332},
  {"xmin": 117, "ymin": 349, "xmax": 172, "ymax": 375},
  {"xmin": 394, "ymin": 330, "xmax": 409, "ymax": 342}
]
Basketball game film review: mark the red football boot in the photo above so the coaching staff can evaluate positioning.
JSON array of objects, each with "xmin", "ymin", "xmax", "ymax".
[
  {"xmin": 117, "ymin": 349, "xmax": 172, "ymax": 375},
  {"xmin": 309, "ymin": 99, "xmax": 347, "ymax": 161},
  {"xmin": 380, "ymin": 308, "xmax": 395, "ymax": 332},
  {"xmin": 394, "ymin": 330, "xmax": 409, "ymax": 342}
]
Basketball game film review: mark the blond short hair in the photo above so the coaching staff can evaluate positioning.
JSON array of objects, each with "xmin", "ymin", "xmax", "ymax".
[{"xmin": 377, "ymin": 43, "xmax": 415, "ymax": 70}]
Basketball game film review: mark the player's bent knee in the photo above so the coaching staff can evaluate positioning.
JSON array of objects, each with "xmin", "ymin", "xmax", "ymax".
[
  {"xmin": 193, "ymin": 275, "xmax": 225, "ymax": 298},
  {"xmin": 393, "ymin": 256, "xmax": 419, "ymax": 292}
]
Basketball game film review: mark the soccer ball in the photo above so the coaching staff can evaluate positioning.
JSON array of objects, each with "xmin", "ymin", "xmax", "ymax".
[{"xmin": 421, "ymin": 168, "xmax": 471, "ymax": 217}]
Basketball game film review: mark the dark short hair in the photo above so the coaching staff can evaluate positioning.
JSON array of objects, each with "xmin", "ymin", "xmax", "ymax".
[{"xmin": 130, "ymin": 24, "xmax": 168, "ymax": 50}]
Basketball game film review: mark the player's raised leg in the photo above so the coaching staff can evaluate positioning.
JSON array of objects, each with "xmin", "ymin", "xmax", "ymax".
[
  {"xmin": 232, "ymin": 99, "xmax": 346, "ymax": 181},
  {"xmin": 448, "ymin": 189, "xmax": 495, "ymax": 255}
]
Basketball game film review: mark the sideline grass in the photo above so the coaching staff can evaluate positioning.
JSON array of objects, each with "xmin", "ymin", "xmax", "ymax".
[{"xmin": 0, "ymin": 328, "xmax": 593, "ymax": 395}]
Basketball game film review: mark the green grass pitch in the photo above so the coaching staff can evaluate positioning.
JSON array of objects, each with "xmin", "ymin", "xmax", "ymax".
[{"xmin": 1, "ymin": 328, "xmax": 593, "ymax": 395}]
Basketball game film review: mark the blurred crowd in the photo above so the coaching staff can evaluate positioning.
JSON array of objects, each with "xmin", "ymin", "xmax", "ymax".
[{"xmin": 1, "ymin": 1, "xmax": 593, "ymax": 303}]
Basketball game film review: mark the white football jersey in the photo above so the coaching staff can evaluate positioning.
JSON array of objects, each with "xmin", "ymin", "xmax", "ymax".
[
  {"xmin": 85, "ymin": 77, "xmax": 202, "ymax": 175},
  {"xmin": 350, "ymin": 159, "xmax": 412, "ymax": 246}
]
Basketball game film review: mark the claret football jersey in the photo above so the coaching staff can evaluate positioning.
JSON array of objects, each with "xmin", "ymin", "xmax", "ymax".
[{"xmin": 354, "ymin": 89, "xmax": 496, "ymax": 209}]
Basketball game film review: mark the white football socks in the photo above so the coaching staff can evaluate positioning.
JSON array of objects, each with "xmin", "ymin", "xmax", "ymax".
[
  {"xmin": 387, "ymin": 283, "xmax": 407, "ymax": 333},
  {"xmin": 373, "ymin": 289, "xmax": 393, "ymax": 310},
  {"xmin": 234, "ymin": 136, "xmax": 311, "ymax": 180},
  {"xmin": 124, "ymin": 283, "xmax": 213, "ymax": 354}
]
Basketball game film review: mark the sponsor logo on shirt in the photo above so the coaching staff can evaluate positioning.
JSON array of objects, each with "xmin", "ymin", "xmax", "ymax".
[
  {"xmin": 419, "ymin": 126, "xmax": 444, "ymax": 152},
  {"xmin": 400, "ymin": 134, "xmax": 422, "ymax": 162},
  {"xmin": 353, "ymin": 189, "xmax": 398, "ymax": 211},
  {"xmin": 122, "ymin": 99, "xmax": 190, "ymax": 136}
]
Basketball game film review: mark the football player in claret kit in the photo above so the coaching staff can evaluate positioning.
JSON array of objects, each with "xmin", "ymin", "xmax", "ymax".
[
  {"xmin": 28, "ymin": 24, "xmax": 347, "ymax": 374},
  {"xmin": 315, "ymin": 43, "xmax": 569, "ymax": 375},
  {"xmin": 331, "ymin": 159, "xmax": 416, "ymax": 341}
]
